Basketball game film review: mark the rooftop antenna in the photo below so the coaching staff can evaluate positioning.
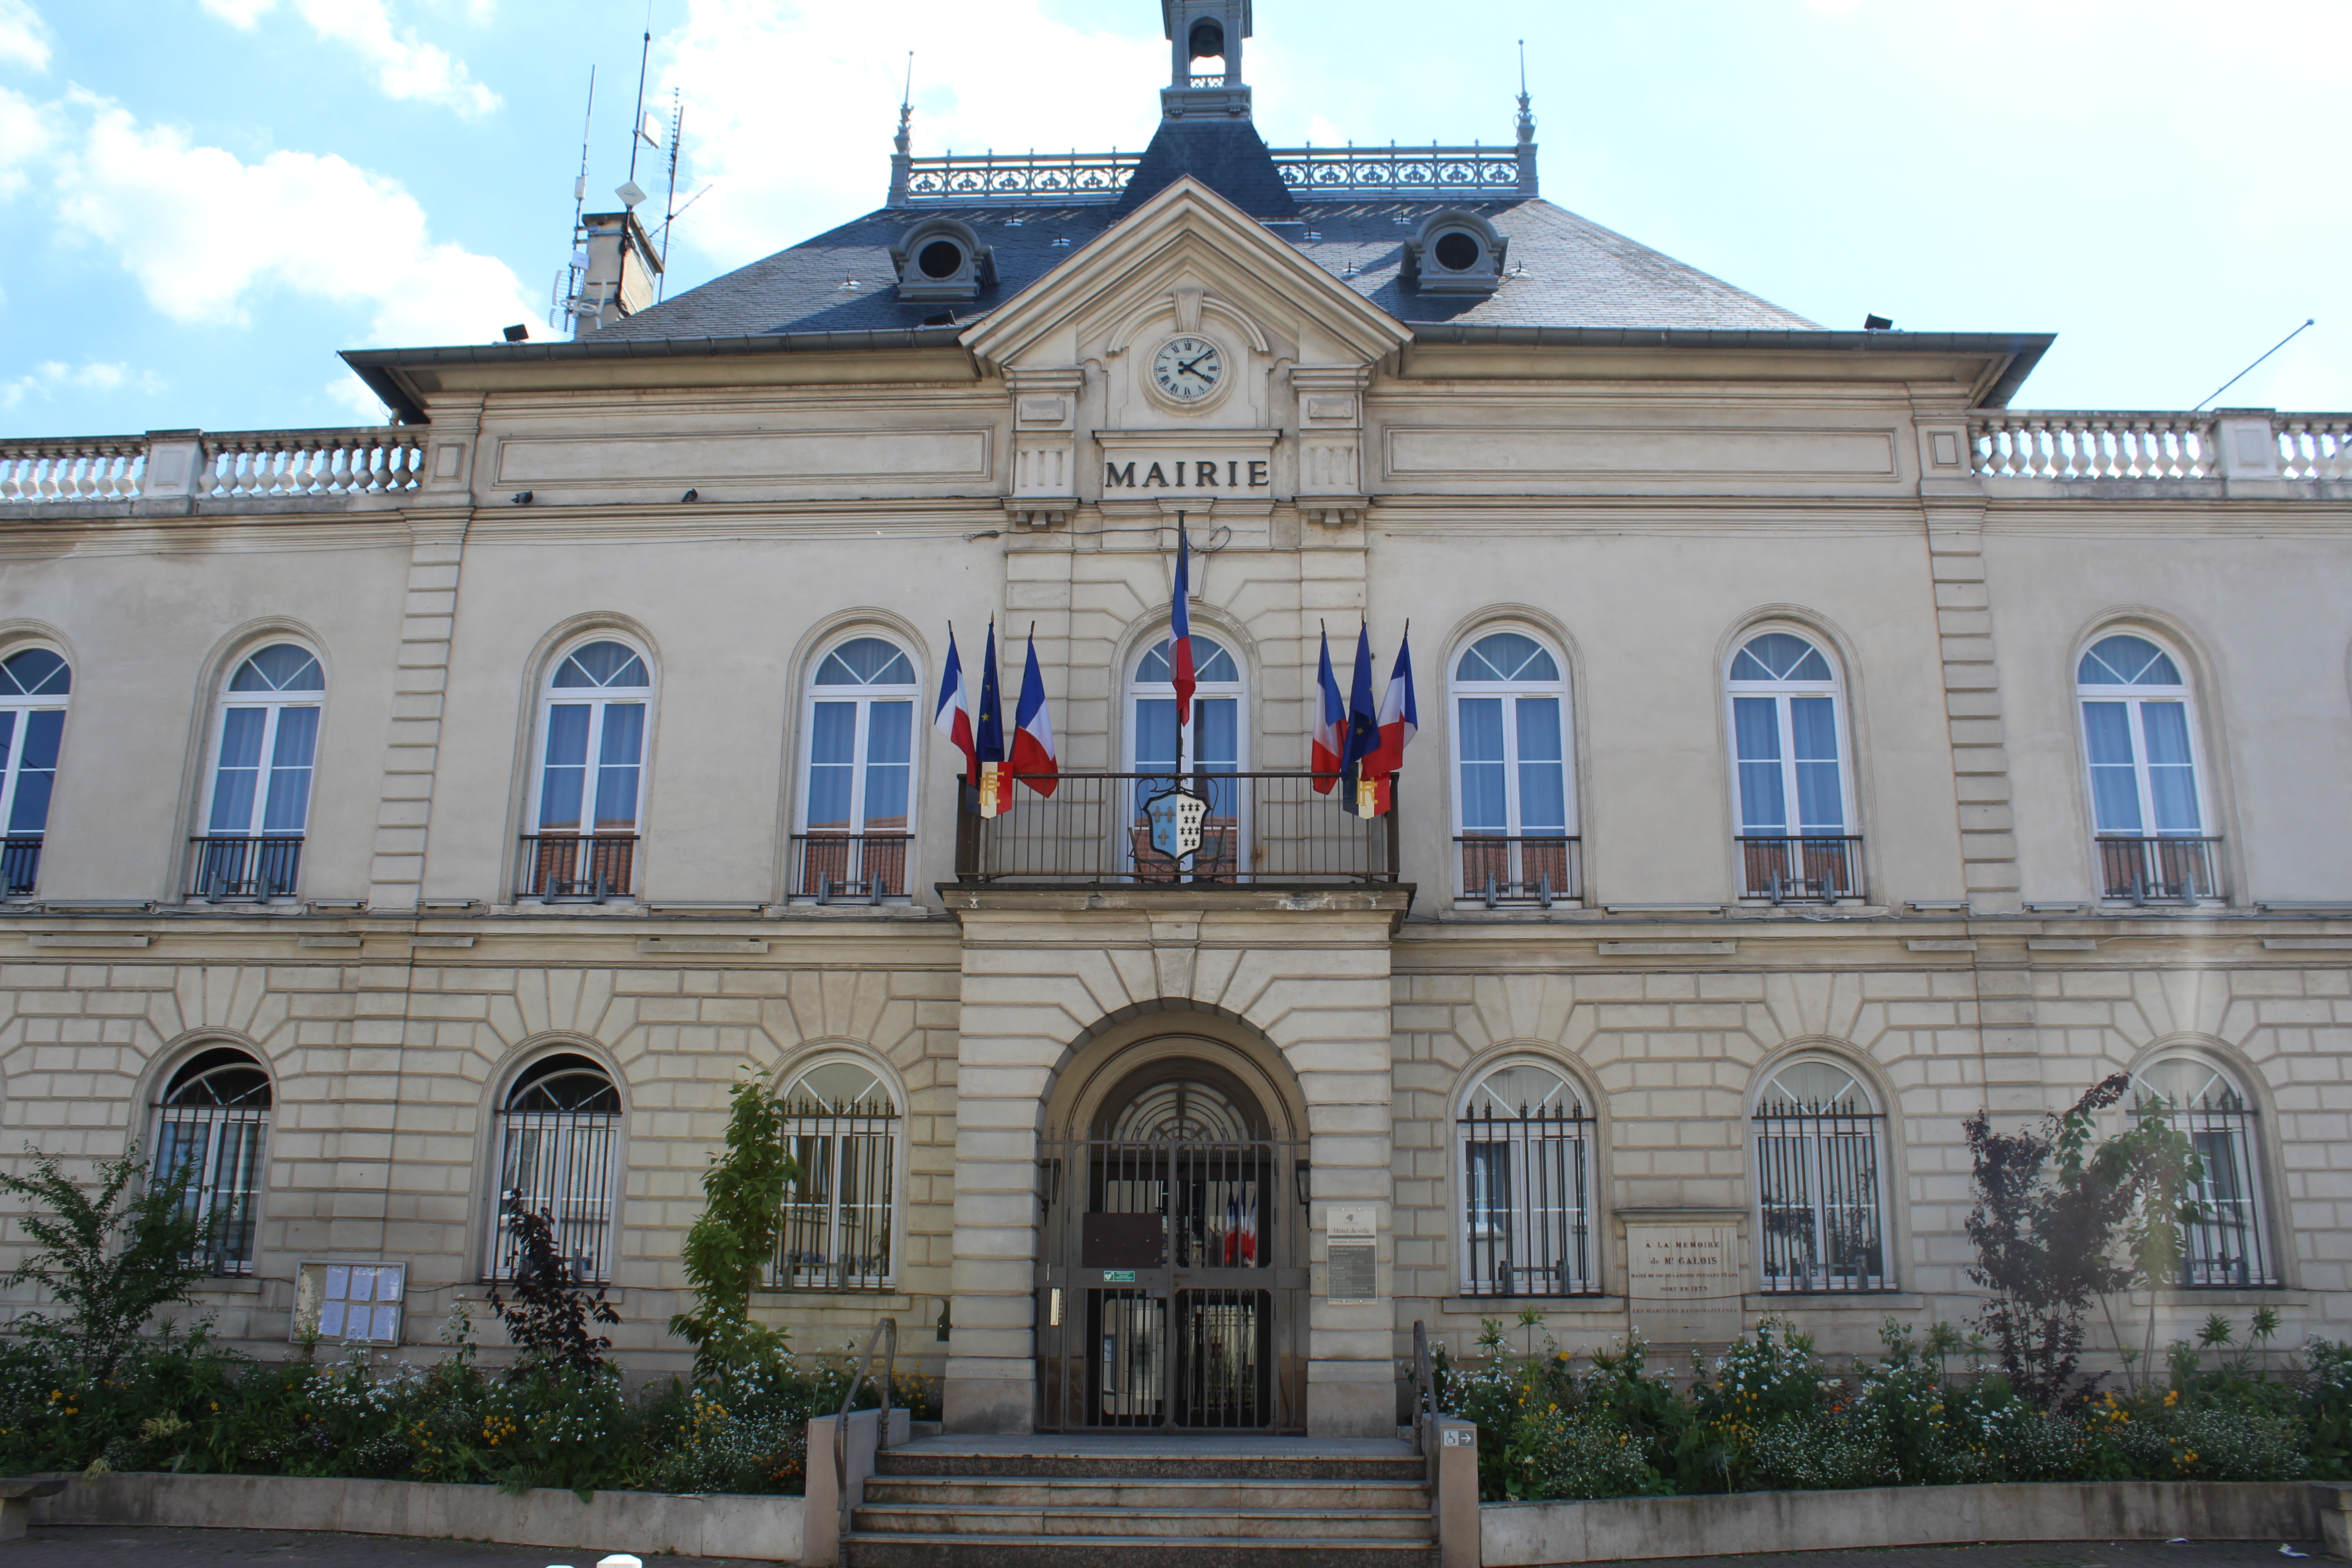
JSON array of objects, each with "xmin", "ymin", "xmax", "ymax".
[
  {"xmin": 626, "ymin": 0, "xmax": 654, "ymax": 186},
  {"xmin": 549, "ymin": 67, "xmax": 597, "ymax": 334},
  {"xmin": 2193, "ymin": 318, "xmax": 2316, "ymax": 411},
  {"xmin": 656, "ymin": 88, "xmax": 683, "ymax": 299}
]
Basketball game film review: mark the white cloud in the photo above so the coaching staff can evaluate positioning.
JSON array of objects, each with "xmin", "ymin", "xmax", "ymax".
[
  {"xmin": 0, "ymin": 84, "xmax": 49, "ymax": 201},
  {"xmin": 661, "ymin": 0, "xmax": 1164, "ymax": 268},
  {"xmin": 199, "ymin": 0, "xmax": 499, "ymax": 116},
  {"xmin": 0, "ymin": 358, "xmax": 162, "ymax": 411},
  {"xmin": 0, "ymin": 0, "xmax": 49, "ymax": 72},
  {"xmin": 323, "ymin": 372, "xmax": 391, "ymax": 420},
  {"xmin": 52, "ymin": 89, "xmax": 537, "ymax": 346}
]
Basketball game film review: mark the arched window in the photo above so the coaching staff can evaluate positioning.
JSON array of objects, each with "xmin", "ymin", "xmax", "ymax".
[
  {"xmin": 1727, "ymin": 631, "xmax": 1859, "ymax": 901},
  {"xmin": 797, "ymin": 635, "xmax": 919, "ymax": 901},
  {"xmin": 0, "ymin": 647, "xmax": 70, "ymax": 897},
  {"xmin": 490, "ymin": 1053, "xmax": 621, "ymax": 1282},
  {"xmin": 2131, "ymin": 1056, "xmax": 2275, "ymax": 1287},
  {"xmin": 522, "ymin": 638, "xmax": 650, "ymax": 901},
  {"xmin": 194, "ymin": 643, "xmax": 323, "ymax": 901},
  {"xmin": 2078, "ymin": 633, "xmax": 2218, "ymax": 902},
  {"xmin": 1752, "ymin": 1057, "xmax": 1887, "ymax": 1293},
  {"xmin": 152, "ymin": 1047, "xmax": 270, "ymax": 1277},
  {"xmin": 1456, "ymin": 1058, "xmax": 1597, "ymax": 1298},
  {"xmin": 1451, "ymin": 631, "xmax": 1576, "ymax": 905},
  {"xmin": 778, "ymin": 1058, "xmax": 900, "ymax": 1291},
  {"xmin": 1128, "ymin": 633, "xmax": 1244, "ymax": 879}
]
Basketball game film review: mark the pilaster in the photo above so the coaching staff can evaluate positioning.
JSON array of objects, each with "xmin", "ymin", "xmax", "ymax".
[{"xmin": 367, "ymin": 509, "xmax": 472, "ymax": 910}]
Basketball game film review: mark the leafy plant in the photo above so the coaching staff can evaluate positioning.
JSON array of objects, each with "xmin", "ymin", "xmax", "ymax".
[
  {"xmin": 669, "ymin": 1076, "xmax": 801, "ymax": 1377},
  {"xmin": 0, "ymin": 1144, "xmax": 206, "ymax": 1383},
  {"xmin": 488, "ymin": 1205, "xmax": 620, "ymax": 1380}
]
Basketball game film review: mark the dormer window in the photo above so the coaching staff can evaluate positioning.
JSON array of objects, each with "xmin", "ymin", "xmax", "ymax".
[
  {"xmin": 1406, "ymin": 209, "xmax": 1507, "ymax": 295},
  {"xmin": 890, "ymin": 218, "xmax": 996, "ymax": 303}
]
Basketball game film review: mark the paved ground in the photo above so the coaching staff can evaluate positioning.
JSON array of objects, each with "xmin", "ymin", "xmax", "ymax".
[{"xmin": 1, "ymin": 1530, "xmax": 2330, "ymax": 1567}]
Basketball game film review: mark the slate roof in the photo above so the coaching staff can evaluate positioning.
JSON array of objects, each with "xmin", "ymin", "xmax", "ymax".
[{"xmin": 594, "ymin": 191, "xmax": 1821, "ymax": 344}]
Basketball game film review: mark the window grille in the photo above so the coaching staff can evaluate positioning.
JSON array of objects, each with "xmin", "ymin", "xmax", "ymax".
[
  {"xmin": 490, "ymin": 1107, "xmax": 619, "ymax": 1282},
  {"xmin": 153, "ymin": 1102, "xmax": 268, "ymax": 1277},
  {"xmin": 2134, "ymin": 1079, "xmax": 2276, "ymax": 1288},
  {"xmin": 1457, "ymin": 1101, "xmax": 1599, "ymax": 1298},
  {"xmin": 774, "ymin": 1093, "xmax": 900, "ymax": 1292},
  {"xmin": 1753, "ymin": 1098, "xmax": 1889, "ymax": 1292}
]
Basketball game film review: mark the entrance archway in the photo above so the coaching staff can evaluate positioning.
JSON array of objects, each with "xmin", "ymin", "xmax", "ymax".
[{"xmin": 1038, "ymin": 1034, "xmax": 1307, "ymax": 1433}]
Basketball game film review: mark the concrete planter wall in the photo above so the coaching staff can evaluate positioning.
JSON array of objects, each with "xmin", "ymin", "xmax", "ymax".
[
  {"xmin": 29, "ymin": 1470, "xmax": 805, "ymax": 1563},
  {"xmin": 1483, "ymin": 1480, "xmax": 2314, "ymax": 1566}
]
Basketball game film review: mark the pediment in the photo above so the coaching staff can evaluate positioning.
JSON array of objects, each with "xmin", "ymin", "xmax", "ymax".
[{"xmin": 960, "ymin": 176, "xmax": 1412, "ymax": 375}]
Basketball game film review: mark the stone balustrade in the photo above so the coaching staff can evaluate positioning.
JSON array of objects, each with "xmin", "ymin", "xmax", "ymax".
[
  {"xmin": 0, "ymin": 426, "xmax": 422, "ymax": 505},
  {"xmin": 1970, "ymin": 409, "xmax": 2351, "ymax": 482}
]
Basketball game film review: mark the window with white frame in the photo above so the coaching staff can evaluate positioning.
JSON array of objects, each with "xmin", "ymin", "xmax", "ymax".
[
  {"xmin": 1457, "ymin": 1059, "xmax": 1598, "ymax": 1298},
  {"xmin": 2077, "ymin": 633, "xmax": 2219, "ymax": 901},
  {"xmin": 1727, "ymin": 631, "xmax": 1859, "ymax": 900},
  {"xmin": 1753, "ymin": 1058, "xmax": 1888, "ymax": 1292},
  {"xmin": 0, "ymin": 648, "xmax": 69, "ymax": 897},
  {"xmin": 152, "ymin": 1048, "xmax": 271, "ymax": 1277},
  {"xmin": 1451, "ymin": 631, "xmax": 1576, "ymax": 903},
  {"xmin": 1129, "ymin": 634, "xmax": 1245, "ymax": 876},
  {"xmin": 2130, "ymin": 1056, "xmax": 2276, "ymax": 1287},
  {"xmin": 776, "ymin": 1058, "xmax": 900, "ymax": 1291},
  {"xmin": 489, "ymin": 1054, "xmax": 620, "ymax": 1282},
  {"xmin": 194, "ymin": 643, "xmax": 323, "ymax": 901},
  {"xmin": 522, "ymin": 639, "xmax": 650, "ymax": 900},
  {"xmin": 797, "ymin": 636, "xmax": 919, "ymax": 900}
]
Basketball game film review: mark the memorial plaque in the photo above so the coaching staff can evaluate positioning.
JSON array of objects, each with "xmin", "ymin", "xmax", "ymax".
[
  {"xmin": 1624, "ymin": 1221, "xmax": 1741, "ymax": 1347},
  {"xmin": 1328, "ymin": 1241, "xmax": 1377, "ymax": 1303}
]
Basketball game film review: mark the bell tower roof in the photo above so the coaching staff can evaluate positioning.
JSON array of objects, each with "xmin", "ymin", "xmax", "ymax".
[
  {"xmin": 1116, "ymin": 0, "xmax": 1292, "ymax": 218},
  {"xmin": 1159, "ymin": 0, "xmax": 1252, "ymax": 121}
]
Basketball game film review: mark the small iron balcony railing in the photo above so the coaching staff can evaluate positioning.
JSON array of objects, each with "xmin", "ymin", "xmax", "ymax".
[
  {"xmin": 956, "ymin": 771, "xmax": 1397, "ymax": 885},
  {"xmin": 0, "ymin": 835, "xmax": 41, "ymax": 897},
  {"xmin": 186, "ymin": 835, "xmax": 303, "ymax": 901},
  {"xmin": 1459, "ymin": 1102, "xmax": 1601, "ymax": 1298},
  {"xmin": 516, "ymin": 833, "xmax": 637, "ymax": 901},
  {"xmin": 791, "ymin": 833, "xmax": 911, "ymax": 903},
  {"xmin": 2098, "ymin": 835, "xmax": 2223, "ymax": 903},
  {"xmin": 1456, "ymin": 835, "xmax": 1581, "ymax": 907},
  {"xmin": 1737, "ymin": 834, "xmax": 1863, "ymax": 902}
]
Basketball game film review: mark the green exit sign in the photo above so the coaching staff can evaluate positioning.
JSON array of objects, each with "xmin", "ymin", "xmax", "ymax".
[{"xmin": 1101, "ymin": 1269, "xmax": 1137, "ymax": 1283}]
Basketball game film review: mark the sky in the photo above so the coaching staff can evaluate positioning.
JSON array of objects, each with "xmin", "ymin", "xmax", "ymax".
[{"xmin": 0, "ymin": 0, "xmax": 2344, "ymax": 437}]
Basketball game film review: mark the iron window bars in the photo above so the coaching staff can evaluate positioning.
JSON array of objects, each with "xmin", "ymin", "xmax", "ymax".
[
  {"xmin": 490, "ymin": 1107, "xmax": 619, "ymax": 1282},
  {"xmin": 774, "ymin": 1094, "xmax": 899, "ymax": 1292},
  {"xmin": 1753, "ymin": 1098, "xmax": 1890, "ymax": 1293},
  {"xmin": 1458, "ymin": 1101, "xmax": 1601, "ymax": 1298},
  {"xmin": 2141, "ymin": 1093, "xmax": 2275, "ymax": 1288},
  {"xmin": 152, "ymin": 1103, "xmax": 268, "ymax": 1276}
]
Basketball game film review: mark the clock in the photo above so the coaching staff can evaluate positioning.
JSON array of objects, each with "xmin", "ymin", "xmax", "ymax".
[{"xmin": 1149, "ymin": 335, "xmax": 1225, "ymax": 404}]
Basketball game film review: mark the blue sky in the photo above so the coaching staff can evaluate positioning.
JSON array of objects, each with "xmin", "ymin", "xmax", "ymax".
[{"xmin": 1, "ymin": 0, "xmax": 2343, "ymax": 437}]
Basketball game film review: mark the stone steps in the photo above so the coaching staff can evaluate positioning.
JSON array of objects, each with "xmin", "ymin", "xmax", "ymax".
[
  {"xmin": 840, "ymin": 1532, "xmax": 1438, "ymax": 1568},
  {"xmin": 861, "ymin": 1475, "xmax": 1429, "ymax": 1509},
  {"xmin": 855, "ymin": 1502, "xmax": 1436, "ymax": 1539}
]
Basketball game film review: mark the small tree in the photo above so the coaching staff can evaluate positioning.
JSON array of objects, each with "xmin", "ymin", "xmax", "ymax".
[
  {"xmin": 669, "ymin": 1075, "xmax": 800, "ymax": 1377},
  {"xmin": 488, "ymin": 1204, "xmax": 621, "ymax": 1380},
  {"xmin": 0, "ymin": 1143, "xmax": 205, "ymax": 1383}
]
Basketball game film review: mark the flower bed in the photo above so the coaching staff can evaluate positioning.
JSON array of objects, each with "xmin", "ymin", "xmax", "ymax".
[{"xmin": 1442, "ymin": 1313, "xmax": 2343, "ymax": 1504}]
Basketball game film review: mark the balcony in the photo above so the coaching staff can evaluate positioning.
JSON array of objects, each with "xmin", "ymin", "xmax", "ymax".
[
  {"xmin": 0, "ymin": 836, "xmax": 40, "ymax": 897},
  {"xmin": 790, "ymin": 832, "xmax": 911, "ymax": 903},
  {"xmin": 517, "ymin": 834, "xmax": 637, "ymax": 901},
  {"xmin": 186, "ymin": 835, "xmax": 303, "ymax": 901},
  {"xmin": 2098, "ymin": 835, "xmax": 2223, "ymax": 903},
  {"xmin": 1456, "ymin": 835, "xmax": 1582, "ymax": 907},
  {"xmin": 1737, "ymin": 835, "xmax": 1863, "ymax": 902},
  {"xmin": 956, "ymin": 772, "xmax": 1396, "ymax": 886}
]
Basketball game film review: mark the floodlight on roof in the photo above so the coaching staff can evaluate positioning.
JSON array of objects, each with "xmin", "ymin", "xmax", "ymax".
[
  {"xmin": 616, "ymin": 180, "xmax": 648, "ymax": 209},
  {"xmin": 1862, "ymin": 313, "xmax": 1893, "ymax": 332},
  {"xmin": 502, "ymin": 324, "xmax": 529, "ymax": 343}
]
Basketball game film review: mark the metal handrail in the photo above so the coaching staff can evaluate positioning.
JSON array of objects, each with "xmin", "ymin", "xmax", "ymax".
[{"xmin": 833, "ymin": 1316, "xmax": 898, "ymax": 1545}]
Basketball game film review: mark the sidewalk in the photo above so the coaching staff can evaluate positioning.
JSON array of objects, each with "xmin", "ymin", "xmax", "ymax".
[{"xmin": 1612, "ymin": 1544, "xmax": 2327, "ymax": 1568}]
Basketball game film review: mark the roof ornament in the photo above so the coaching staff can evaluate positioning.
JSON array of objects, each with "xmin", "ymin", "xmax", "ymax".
[
  {"xmin": 887, "ymin": 52, "xmax": 916, "ymax": 207},
  {"xmin": 1513, "ymin": 39, "xmax": 1539, "ymax": 196}
]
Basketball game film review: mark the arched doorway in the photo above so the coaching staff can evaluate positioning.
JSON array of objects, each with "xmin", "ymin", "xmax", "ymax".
[{"xmin": 1038, "ymin": 1048, "xmax": 1306, "ymax": 1432}]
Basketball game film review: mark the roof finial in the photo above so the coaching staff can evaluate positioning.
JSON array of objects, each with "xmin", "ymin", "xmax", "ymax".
[
  {"xmin": 887, "ymin": 51, "xmax": 916, "ymax": 206},
  {"xmin": 896, "ymin": 51, "xmax": 915, "ymax": 154},
  {"xmin": 1513, "ymin": 39, "xmax": 1539, "ymax": 196}
]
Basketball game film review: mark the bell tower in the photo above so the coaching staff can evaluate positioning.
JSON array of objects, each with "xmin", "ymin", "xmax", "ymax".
[{"xmin": 1161, "ymin": 0, "xmax": 1251, "ymax": 119}]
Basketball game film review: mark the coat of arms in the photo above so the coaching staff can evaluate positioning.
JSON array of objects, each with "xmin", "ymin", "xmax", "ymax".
[{"xmin": 1144, "ymin": 786, "xmax": 1210, "ymax": 860}]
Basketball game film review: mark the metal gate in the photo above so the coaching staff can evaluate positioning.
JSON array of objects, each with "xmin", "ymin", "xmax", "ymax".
[{"xmin": 1037, "ymin": 1137, "xmax": 1307, "ymax": 1432}]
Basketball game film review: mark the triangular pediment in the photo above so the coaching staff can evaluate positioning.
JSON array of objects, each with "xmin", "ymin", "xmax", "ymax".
[{"xmin": 960, "ymin": 176, "xmax": 1412, "ymax": 373}]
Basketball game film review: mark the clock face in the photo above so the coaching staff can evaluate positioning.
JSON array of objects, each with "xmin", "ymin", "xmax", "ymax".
[{"xmin": 1150, "ymin": 335, "xmax": 1224, "ymax": 403}]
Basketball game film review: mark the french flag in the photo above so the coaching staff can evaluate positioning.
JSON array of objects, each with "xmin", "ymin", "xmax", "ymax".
[
  {"xmin": 1170, "ymin": 517, "xmax": 1196, "ymax": 730},
  {"xmin": 1310, "ymin": 625, "xmax": 1345, "ymax": 793},
  {"xmin": 1367, "ymin": 625, "xmax": 1418, "ymax": 815},
  {"xmin": 1224, "ymin": 1190, "xmax": 1257, "ymax": 1264},
  {"xmin": 974, "ymin": 619, "xmax": 1007, "ymax": 817},
  {"xmin": 932, "ymin": 626, "xmax": 976, "ymax": 785},
  {"xmin": 1009, "ymin": 625, "xmax": 1058, "ymax": 798}
]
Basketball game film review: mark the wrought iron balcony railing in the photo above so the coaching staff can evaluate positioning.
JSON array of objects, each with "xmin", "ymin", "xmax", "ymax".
[
  {"xmin": 897, "ymin": 139, "xmax": 1535, "ymax": 206},
  {"xmin": 1737, "ymin": 835, "xmax": 1864, "ymax": 902},
  {"xmin": 0, "ymin": 835, "xmax": 40, "ymax": 897},
  {"xmin": 516, "ymin": 833, "xmax": 637, "ymax": 901},
  {"xmin": 957, "ymin": 771, "xmax": 1397, "ymax": 885},
  {"xmin": 791, "ymin": 832, "xmax": 911, "ymax": 902},
  {"xmin": 1456, "ymin": 835, "xmax": 1582, "ymax": 906},
  {"xmin": 2098, "ymin": 835, "xmax": 2223, "ymax": 903},
  {"xmin": 186, "ymin": 835, "xmax": 303, "ymax": 901}
]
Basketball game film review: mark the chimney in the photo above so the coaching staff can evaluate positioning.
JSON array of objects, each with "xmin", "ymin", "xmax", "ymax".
[{"xmin": 572, "ymin": 210, "xmax": 663, "ymax": 336}]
